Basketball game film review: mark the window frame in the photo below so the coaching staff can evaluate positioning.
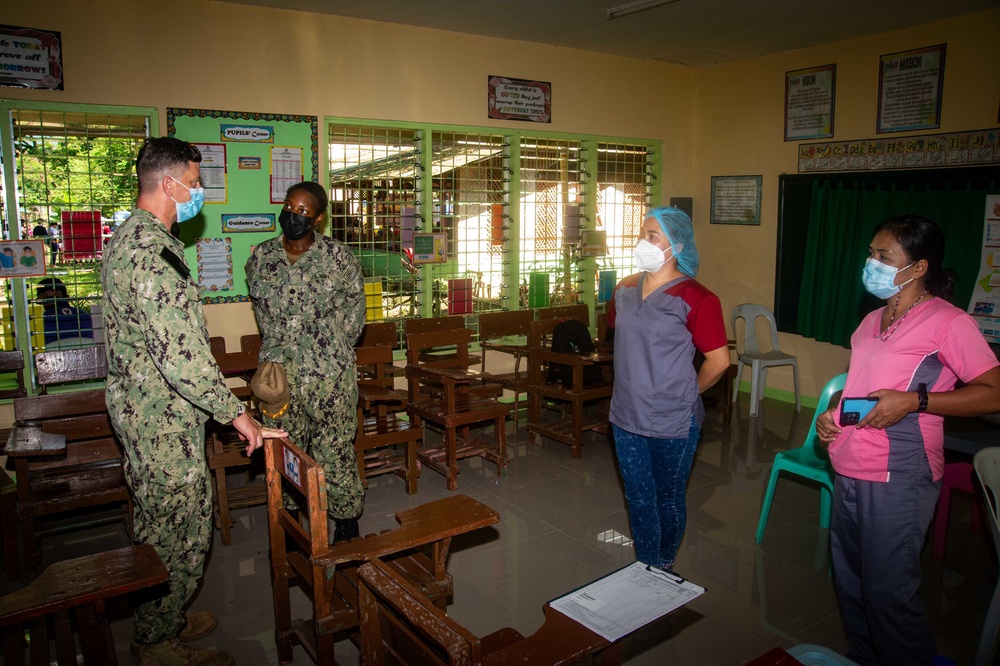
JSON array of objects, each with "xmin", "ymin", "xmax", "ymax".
[{"xmin": 0, "ymin": 99, "xmax": 157, "ymax": 392}]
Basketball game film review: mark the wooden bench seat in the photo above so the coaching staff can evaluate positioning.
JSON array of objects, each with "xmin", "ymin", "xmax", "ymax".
[
  {"xmin": 10, "ymin": 387, "xmax": 131, "ymax": 575},
  {"xmin": 0, "ymin": 544, "xmax": 167, "ymax": 665},
  {"xmin": 266, "ymin": 437, "xmax": 499, "ymax": 664}
]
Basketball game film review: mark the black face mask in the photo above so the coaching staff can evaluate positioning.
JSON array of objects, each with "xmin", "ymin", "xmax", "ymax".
[{"xmin": 279, "ymin": 209, "xmax": 315, "ymax": 240}]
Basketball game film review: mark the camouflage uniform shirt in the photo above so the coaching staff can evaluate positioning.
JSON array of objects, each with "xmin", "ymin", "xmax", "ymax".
[
  {"xmin": 101, "ymin": 208, "xmax": 244, "ymax": 446},
  {"xmin": 245, "ymin": 233, "xmax": 366, "ymax": 385}
]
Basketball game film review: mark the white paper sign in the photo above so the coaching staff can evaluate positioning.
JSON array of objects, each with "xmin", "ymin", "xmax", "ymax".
[
  {"xmin": 271, "ymin": 147, "xmax": 303, "ymax": 203},
  {"xmin": 196, "ymin": 237, "xmax": 233, "ymax": 291}
]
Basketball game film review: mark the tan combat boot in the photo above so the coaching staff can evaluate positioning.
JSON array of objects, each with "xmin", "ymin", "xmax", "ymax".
[
  {"xmin": 136, "ymin": 638, "xmax": 234, "ymax": 666},
  {"xmin": 178, "ymin": 610, "xmax": 218, "ymax": 641},
  {"xmin": 132, "ymin": 610, "xmax": 219, "ymax": 654}
]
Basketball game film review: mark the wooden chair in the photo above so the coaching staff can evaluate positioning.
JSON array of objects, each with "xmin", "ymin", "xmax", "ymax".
[
  {"xmin": 405, "ymin": 329, "xmax": 509, "ymax": 491},
  {"xmin": 358, "ymin": 556, "xmax": 523, "ymax": 665},
  {"xmin": 355, "ymin": 321, "xmax": 399, "ymax": 349},
  {"xmin": 358, "ymin": 557, "xmax": 624, "ymax": 666},
  {"xmin": 209, "ymin": 335, "xmax": 257, "ymax": 406},
  {"xmin": 265, "ymin": 437, "xmax": 500, "ymax": 665},
  {"xmin": 10, "ymin": 389, "xmax": 131, "ymax": 577},
  {"xmin": 404, "ymin": 316, "xmax": 480, "ymax": 367},
  {"xmin": 10, "ymin": 348, "xmax": 129, "ymax": 576},
  {"xmin": 0, "ymin": 544, "xmax": 167, "ymax": 666},
  {"xmin": 355, "ymin": 321, "xmax": 404, "ymax": 387},
  {"xmin": 526, "ymin": 319, "xmax": 614, "ymax": 459},
  {"xmin": 207, "ymin": 335, "xmax": 264, "ymax": 546},
  {"xmin": 537, "ymin": 303, "xmax": 590, "ymax": 326},
  {"xmin": 0, "ymin": 351, "xmax": 28, "ymax": 581},
  {"xmin": 239, "ymin": 333, "xmax": 262, "ymax": 362},
  {"xmin": 33, "ymin": 346, "xmax": 107, "ymax": 393},
  {"xmin": 354, "ymin": 345, "xmax": 421, "ymax": 494},
  {"xmin": 478, "ymin": 310, "xmax": 532, "ymax": 434},
  {"xmin": 0, "ymin": 350, "xmax": 28, "ymax": 400}
]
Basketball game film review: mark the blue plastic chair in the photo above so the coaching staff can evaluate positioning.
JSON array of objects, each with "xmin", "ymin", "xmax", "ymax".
[{"xmin": 755, "ymin": 372, "xmax": 846, "ymax": 543}]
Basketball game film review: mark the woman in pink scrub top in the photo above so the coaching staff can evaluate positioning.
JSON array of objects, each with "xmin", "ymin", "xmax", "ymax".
[{"xmin": 815, "ymin": 215, "xmax": 1000, "ymax": 666}]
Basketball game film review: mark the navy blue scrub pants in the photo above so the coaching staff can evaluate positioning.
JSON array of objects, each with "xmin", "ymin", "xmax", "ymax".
[{"xmin": 830, "ymin": 473, "xmax": 941, "ymax": 666}]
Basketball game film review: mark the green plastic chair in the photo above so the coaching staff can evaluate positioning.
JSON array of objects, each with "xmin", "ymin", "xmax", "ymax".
[{"xmin": 755, "ymin": 372, "xmax": 846, "ymax": 543}]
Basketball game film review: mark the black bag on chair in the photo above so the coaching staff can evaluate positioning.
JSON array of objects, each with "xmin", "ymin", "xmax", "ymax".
[{"xmin": 547, "ymin": 319, "xmax": 603, "ymax": 387}]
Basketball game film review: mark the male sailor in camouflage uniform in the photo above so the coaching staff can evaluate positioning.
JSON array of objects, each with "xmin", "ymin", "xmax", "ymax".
[
  {"xmin": 102, "ymin": 137, "xmax": 286, "ymax": 666},
  {"xmin": 245, "ymin": 181, "xmax": 366, "ymax": 543}
]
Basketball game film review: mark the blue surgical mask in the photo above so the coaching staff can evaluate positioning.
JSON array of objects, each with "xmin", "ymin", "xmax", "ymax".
[
  {"xmin": 169, "ymin": 176, "xmax": 205, "ymax": 223},
  {"xmin": 862, "ymin": 257, "xmax": 914, "ymax": 299}
]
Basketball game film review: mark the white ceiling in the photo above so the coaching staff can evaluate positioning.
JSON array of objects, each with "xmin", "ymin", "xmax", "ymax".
[{"xmin": 219, "ymin": 0, "xmax": 997, "ymax": 66}]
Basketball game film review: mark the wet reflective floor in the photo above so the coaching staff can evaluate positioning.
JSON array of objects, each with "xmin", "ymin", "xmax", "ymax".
[{"xmin": 42, "ymin": 391, "xmax": 993, "ymax": 665}]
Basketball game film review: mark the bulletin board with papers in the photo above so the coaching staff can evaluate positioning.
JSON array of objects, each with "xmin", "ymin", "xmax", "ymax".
[{"xmin": 167, "ymin": 107, "xmax": 318, "ymax": 302}]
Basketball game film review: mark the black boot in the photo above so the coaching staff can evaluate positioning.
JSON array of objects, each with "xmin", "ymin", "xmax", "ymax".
[{"xmin": 333, "ymin": 517, "xmax": 360, "ymax": 544}]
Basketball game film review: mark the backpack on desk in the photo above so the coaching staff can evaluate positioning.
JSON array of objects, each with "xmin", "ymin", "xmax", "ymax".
[{"xmin": 547, "ymin": 319, "xmax": 604, "ymax": 387}]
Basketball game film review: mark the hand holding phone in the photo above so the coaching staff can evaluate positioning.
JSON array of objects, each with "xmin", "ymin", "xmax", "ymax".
[{"xmin": 840, "ymin": 397, "xmax": 878, "ymax": 426}]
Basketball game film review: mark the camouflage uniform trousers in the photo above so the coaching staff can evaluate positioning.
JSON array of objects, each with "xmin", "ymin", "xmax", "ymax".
[
  {"xmin": 264, "ymin": 375, "xmax": 364, "ymax": 520},
  {"xmin": 122, "ymin": 426, "xmax": 213, "ymax": 645}
]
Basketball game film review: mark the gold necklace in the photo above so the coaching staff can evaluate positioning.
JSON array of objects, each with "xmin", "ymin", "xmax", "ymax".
[{"xmin": 880, "ymin": 291, "xmax": 928, "ymax": 342}]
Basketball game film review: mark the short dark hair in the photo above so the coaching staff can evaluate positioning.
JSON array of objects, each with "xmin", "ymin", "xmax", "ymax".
[
  {"xmin": 873, "ymin": 214, "xmax": 957, "ymax": 300},
  {"xmin": 37, "ymin": 277, "xmax": 68, "ymax": 298},
  {"xmin": 136, "ymin": 137, "xmax": 202, "ymax": 194},
  {"xmin": 286, "ymin": 181, "xmax": 328, "ymax": 217}
]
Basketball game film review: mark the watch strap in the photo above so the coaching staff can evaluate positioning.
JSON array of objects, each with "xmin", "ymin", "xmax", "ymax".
[{"xmin": 916, "ymin": 383, "xmax": 928, "ymax": 412}]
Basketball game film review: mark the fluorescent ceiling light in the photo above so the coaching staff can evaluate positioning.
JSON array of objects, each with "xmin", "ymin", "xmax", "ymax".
[{"xmin": 606, "ymin": 0, "xmax": 681, "ymax": 20}]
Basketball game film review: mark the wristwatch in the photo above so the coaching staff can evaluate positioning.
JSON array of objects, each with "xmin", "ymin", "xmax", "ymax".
[{"xmin": 916, "ymin": 383, "xmax": 928, "ymax": 413}]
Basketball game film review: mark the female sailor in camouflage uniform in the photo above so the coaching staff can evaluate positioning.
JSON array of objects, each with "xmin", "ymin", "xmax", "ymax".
[{"xmin": 246, "ymin": 181, "xmax": 367, "ymax": 541}]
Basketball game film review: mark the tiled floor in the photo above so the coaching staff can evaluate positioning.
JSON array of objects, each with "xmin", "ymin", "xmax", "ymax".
[{"xmin": 38, "ymin": 391, "xmax": 994, "ymax": 665}]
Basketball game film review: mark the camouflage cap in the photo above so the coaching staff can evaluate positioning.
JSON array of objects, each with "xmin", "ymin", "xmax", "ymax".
[{"xmin": 250, "ymin": 361, "xmax": 290, "ymax": 419}]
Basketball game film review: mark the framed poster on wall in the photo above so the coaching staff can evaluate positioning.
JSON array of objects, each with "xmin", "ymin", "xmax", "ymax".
[
  {"xmin": 784, "ymin": 64, "xmax": 836, "ymax": 141},
  {"xmin": 877, "ymin": 44, "xmax": 946, "ymax": 134},
  {"xmin": 710, "ymin": 176, "xmax": 762, "ymax": 226}
]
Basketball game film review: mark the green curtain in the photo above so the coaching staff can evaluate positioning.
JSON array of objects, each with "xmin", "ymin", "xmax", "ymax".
[{"xmin": 797, "ymin": 179, "xmax": 995, "ymax": 348}]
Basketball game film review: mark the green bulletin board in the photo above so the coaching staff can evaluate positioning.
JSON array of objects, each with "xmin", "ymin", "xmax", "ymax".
[{"xmin": 167, "ymin": 108, "xmax": 319, "ymax": 302}]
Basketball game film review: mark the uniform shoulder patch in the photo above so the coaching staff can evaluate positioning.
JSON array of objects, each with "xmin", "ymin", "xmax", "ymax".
[
  {"xmin": 342, "ymin": 261, "xmax": 361, "ymax": 285},
  {"xmin": 159, "ymin": 248, "xmax": 191, "ymax": 279}
]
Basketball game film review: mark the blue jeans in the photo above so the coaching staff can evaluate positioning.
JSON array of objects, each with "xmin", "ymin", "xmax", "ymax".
[{"xmin": 612, "ymin": 414, "xmax": 700, "ymax": 569}]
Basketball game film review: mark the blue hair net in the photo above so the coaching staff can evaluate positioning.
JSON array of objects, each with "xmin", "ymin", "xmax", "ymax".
[{"xmin": 646, "ymin": 206, "xmax": 699, "ymax": 277}]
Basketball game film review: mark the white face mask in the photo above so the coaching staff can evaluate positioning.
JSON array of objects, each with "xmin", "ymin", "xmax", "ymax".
[{"xmin": 634, "ymin": 238, "xmax": 672, "ymax": 273}]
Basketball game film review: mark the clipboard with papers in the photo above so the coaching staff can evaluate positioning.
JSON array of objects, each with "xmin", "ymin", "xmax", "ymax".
[{"xmin": 548, "ymin": 561, "xmax": 706, "ymax": 642}]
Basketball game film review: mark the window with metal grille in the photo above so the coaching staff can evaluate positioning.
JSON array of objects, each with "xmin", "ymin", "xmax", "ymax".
[
  {"xmin": 0, "ymin": 105, "xmax": 150, "ymax": 363},
  {"xmin": 328, "ymin": 124, "xmax": 421, "ymax": 341},
  {"xmin": 518, "ymin": 138, "xmax": 586, "ymax": 309},
  {"xmin": 429, "ymin": 131, "xmax": 508, "ymax": 317},
  {"xmin": 595, "ymin": 142, "xmax": 654, "ymax": 304}
]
